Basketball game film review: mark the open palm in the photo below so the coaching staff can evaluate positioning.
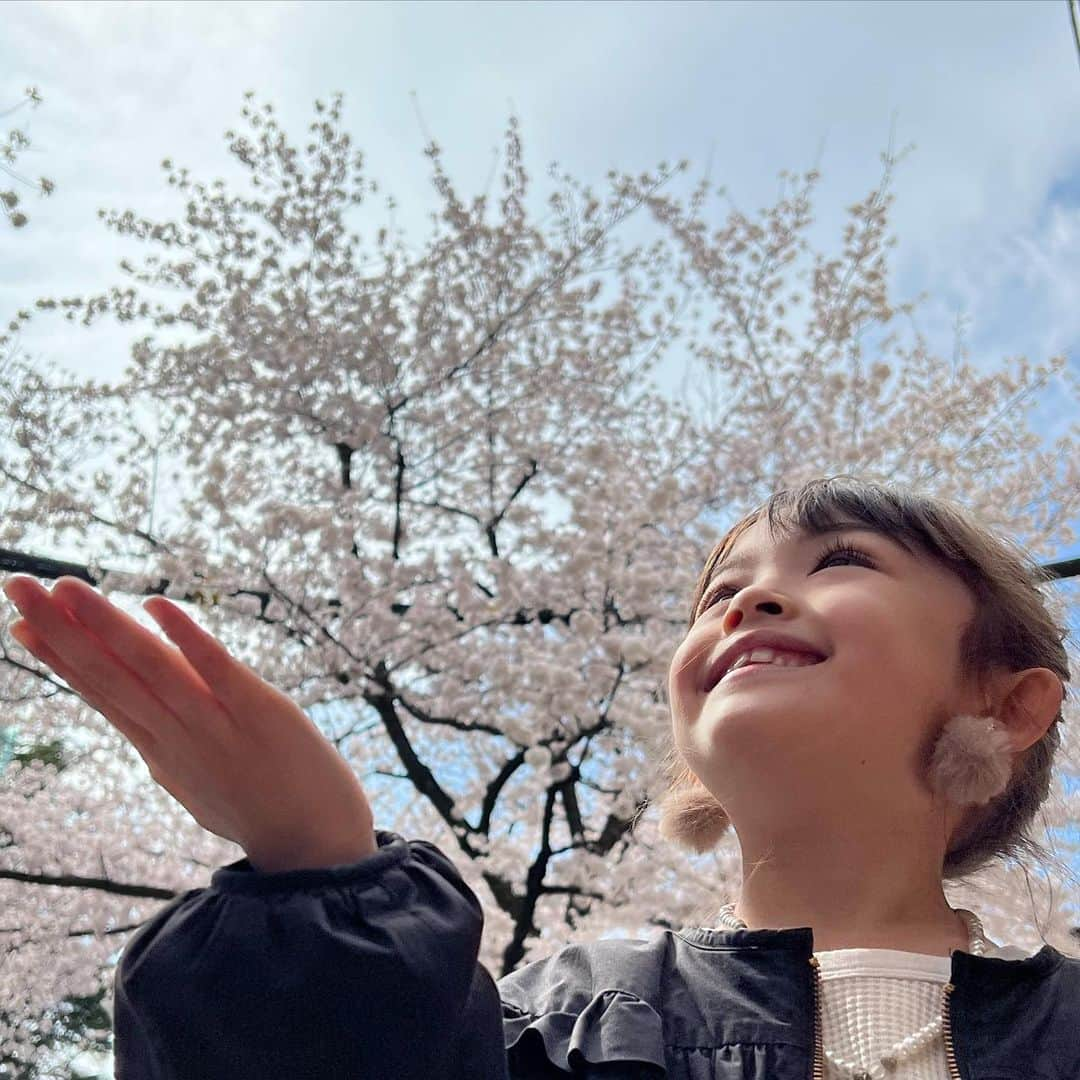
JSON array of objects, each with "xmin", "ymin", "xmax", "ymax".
[{"xmin": 3, "ymin": 574, "xmax": 377, "ymax": 873}]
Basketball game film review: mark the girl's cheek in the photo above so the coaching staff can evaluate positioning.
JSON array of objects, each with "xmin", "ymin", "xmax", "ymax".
[
  {"xmin": 667, "ymin": 649, "xmax": 687, "ymax": 702},
  {"xmin": 668, "ymin": 637, "xmax": 700, "ymax": 703}
]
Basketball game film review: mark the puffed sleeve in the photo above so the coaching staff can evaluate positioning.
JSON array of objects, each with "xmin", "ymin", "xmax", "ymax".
[
  {"xmin": 498, "ymin": 940, "xmax": 667, "ymax": 1077},
  {"xmin": 112, "ymin": 830, "xmax": 509, "ymax": 1080}
]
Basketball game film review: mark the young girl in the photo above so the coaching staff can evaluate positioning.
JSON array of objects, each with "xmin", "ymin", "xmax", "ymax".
[{"xmin": 4, "ymin": 476, "xmax": 1077, "ymax": 1079}]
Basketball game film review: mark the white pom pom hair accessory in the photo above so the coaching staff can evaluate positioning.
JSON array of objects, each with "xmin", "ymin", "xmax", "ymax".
[{"xmin": 926, "ymin": 713, "xmax": 1014, "ymax": 806}]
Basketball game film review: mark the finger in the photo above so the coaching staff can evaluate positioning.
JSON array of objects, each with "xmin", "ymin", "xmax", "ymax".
[
  {"xmin": 138, "ymin": 592, "xmax": 286, "ymax": 719},
  {"xmin": 8, "ymin": 618, "xmax": 160, "ymax": 757},
  {"xmin": 5, "ymin": 576, "xmax": 206, "ymax": 737},
  {"xmin": 49, "ymin": 577, "xmax": 227, "ymax": 720}
]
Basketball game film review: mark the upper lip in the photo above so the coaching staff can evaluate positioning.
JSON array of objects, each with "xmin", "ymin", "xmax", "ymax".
[{"xmin": 704, "ymin": 630, "xmax": 828, "ymax": 692}]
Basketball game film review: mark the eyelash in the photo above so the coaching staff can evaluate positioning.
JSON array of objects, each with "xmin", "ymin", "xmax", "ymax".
[{"xmin": 699, "ymin": 539, "xmax": 876, "ymax": 611}]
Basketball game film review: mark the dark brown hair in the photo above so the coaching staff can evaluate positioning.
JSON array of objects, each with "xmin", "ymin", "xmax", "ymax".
[{"xmin": 654, "ymin": 475, "xmax": 1072, "ymax": 884}]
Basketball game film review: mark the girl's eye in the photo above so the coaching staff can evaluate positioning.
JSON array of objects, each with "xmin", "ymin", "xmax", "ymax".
[{"xmin": 700, "ymin": 541, "xmax": 876, "ymax": 611}]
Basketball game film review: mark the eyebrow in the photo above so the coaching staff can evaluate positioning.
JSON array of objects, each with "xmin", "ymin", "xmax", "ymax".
[{"xmin": 708, "ymin": 525, "xmax": 913, "ymax": 580}]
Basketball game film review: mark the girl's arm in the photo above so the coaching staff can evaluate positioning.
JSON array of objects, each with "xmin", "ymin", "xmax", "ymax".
[
  {"xmin": 112, "ymin": 831, "xmax": 508, "ymax": 1080},
  {"xmin": 2, "ymin": 576, "xmax": 507, "ymax": 1078}
]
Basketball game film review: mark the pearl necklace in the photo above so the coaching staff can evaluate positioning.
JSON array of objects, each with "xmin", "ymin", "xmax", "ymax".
[{"xmin": 712, "ymin": 904, "xmax": 987, "ymax": 1080}]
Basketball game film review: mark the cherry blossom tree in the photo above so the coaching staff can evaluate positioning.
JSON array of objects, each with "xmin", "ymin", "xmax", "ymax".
[
  {"xmin": 1, "ymin": 87, "xmax": 54, "ymax": 231},
  {"xmin": 1, "ymin": 93, "xmax": 1078, "ymax": 1076}
]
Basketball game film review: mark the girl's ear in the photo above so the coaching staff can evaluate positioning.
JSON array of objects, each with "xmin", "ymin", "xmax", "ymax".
[{"xmin": 996, "ymin": 667, "xmax": 1064, "ymax": 754}]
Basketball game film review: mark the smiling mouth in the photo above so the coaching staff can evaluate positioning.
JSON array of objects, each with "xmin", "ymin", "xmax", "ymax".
[{"xmin": 713, "ymin": 657, "xmax": 827, "ymax": 688}]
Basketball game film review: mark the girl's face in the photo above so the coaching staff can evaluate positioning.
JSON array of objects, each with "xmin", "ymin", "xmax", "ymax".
[{"xmin": 666, "ymin": 516, "xmax": 980, "ymax": 831}]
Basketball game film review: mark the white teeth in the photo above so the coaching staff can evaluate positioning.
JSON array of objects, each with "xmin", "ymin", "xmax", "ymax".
[{"xmin": 724, "ymin": 646, "xmax": 820, "ymax": 678}]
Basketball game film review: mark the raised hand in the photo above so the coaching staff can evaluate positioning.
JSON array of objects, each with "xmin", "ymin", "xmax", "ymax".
[{"xmin": 2, "ymin": 574, "xmax": 377, "ymax": 873}]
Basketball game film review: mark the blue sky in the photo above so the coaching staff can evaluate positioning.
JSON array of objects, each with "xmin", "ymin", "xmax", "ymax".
[{"xmin": 4, "ymin": 0, "xmax": 1079, "ymax": 391}]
